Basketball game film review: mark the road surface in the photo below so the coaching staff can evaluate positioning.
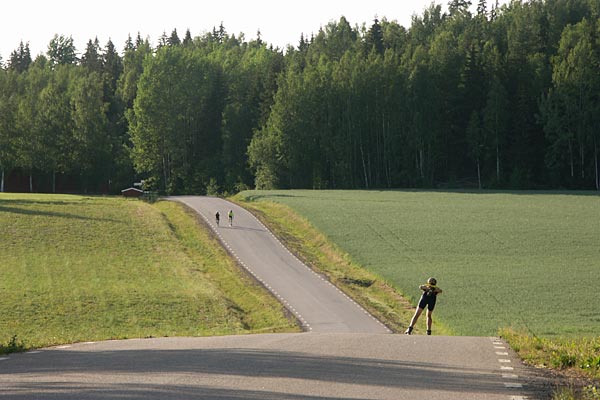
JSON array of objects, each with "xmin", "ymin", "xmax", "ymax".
[{"xmin": 0, "ymin": 334, "xmax": 547, "ymax": 399}]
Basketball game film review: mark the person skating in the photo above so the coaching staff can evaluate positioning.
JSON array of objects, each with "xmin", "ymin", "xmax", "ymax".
[
  {"xmin": 228, "ymin": 209, "xmax": 233, "ymax": 226},
  {"xmin": 405, "ymin": 277, "xmax": 442, "ymax": 336}
]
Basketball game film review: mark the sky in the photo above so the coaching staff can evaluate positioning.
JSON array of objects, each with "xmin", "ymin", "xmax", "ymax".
[{"xmin": 0, "ymin": 0, "xmax": 508, "ymax": 60}]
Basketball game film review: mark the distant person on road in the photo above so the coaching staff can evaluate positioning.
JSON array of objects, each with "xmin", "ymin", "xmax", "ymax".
[
  {"xmin": 228, "ymin": 209, "xmax": 233, "ymax": 226},
  {"xmin": 215, "ymin": 211, "xmax": 220, "ymax": 226},
  {"xmin": 405, "ymin": 277, "xmax": 442, "ymax": 336}
]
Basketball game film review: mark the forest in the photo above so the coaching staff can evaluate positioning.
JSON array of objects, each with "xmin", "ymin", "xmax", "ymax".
[{"xmin": 0, "ymin": 0, "xmax": 599, "ymax": 194}]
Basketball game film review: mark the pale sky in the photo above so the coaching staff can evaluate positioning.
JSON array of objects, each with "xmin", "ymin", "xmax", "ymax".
[{"xmin": 0, "ymin": 0, "xmax": 508, "ymax": 60}]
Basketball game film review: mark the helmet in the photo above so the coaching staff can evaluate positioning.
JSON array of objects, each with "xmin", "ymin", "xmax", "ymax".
[{"xmin": 427, "ymin": 277, "xmax": 437, "ymax": 286}]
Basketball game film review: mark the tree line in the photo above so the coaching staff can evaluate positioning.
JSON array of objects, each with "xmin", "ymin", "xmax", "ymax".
[{"xmin": 1, "ymin": 0, "xmax": 599, "ymax": 194}]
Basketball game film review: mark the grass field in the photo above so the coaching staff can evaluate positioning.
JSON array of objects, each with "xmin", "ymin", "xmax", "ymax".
[
  {"xmin": 0, "ymin": 193, "xmax": 297, "ymax": 352},
  {"xmin": 239, "ymin": 190, "xmax": 600, "ymax": 338}
]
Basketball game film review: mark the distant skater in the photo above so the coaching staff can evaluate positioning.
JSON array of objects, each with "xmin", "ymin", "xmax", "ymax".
[
  {"xmin": 405, "ymin": 277, "xmax": 442, "ymax": 336},
  {"xmin": 228, "ymin": 209, "xmax": 233, "ymax": 226},
  {"xmin": 215, "ymin": 211, "xmax": 220, "ymax": 226}
]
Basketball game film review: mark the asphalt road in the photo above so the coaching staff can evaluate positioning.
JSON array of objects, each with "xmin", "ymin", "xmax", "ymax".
[
  {"xmin": 0, "ymin": 196, "xmax": 548, "ymax": 399},
  {"xmin": 171, "ymin": 196, "xmax": 390, "ymax": 334},
  {"xmin": 0, "ymin": 334, "xmax": 546, "ymax": 399}
]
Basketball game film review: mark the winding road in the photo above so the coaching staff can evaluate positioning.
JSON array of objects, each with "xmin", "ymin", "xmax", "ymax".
[
  {"xmin": 0, "ymin": 196, "xmax": 548, "ymax": 400},
  {"xmin": 172, "ymin": 196, "xmax": 390, "ymax": 334}
]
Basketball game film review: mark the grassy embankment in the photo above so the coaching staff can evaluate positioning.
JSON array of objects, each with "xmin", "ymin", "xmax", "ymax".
[
  {"xmin": 0, "ymin": 193, "xmax": 298, "ymax": 353},
  {"xmin": 235, "ymin": 190, "xmax": 600, "ymax": 392}
]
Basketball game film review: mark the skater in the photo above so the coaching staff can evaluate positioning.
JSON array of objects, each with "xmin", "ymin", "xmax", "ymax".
[
  {"xmin": 215, "ymin": 211, "xmax": 220, "ymax": 226},
  {"xmin": 228, "ymin": 209, "xmax": 233, "ymax": 226},
  {"xmin": 405, "ymin": 277, "xmax": 442, "ymax": 336}
]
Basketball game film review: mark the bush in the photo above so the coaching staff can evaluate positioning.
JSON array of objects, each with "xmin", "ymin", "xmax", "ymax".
[{"xmin": 0, "ymin": 335, "xmax": 26, "ymax": 355}]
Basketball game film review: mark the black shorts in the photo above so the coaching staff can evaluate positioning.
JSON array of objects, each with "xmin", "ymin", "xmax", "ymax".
[{"xmin": 418, "ymin": 294, "xmax": 437, "ymax": 311}]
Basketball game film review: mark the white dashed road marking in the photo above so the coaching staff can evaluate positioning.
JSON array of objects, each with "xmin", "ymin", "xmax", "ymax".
[
  {"xmin": 504, "ymin": 383, "xmax": 524, "ymax": 388},
  {"xmin": 490, "ymin": 338, "xmax": 528, "ymax": 399}
]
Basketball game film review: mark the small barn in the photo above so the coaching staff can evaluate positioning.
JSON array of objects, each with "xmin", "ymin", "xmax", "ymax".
[{"xmin": 121, "ymin": 187, "xmax": 144, "ymax": 198}]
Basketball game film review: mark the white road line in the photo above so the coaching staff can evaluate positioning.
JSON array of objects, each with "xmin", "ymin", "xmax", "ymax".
[
  {"xmin": 496, "ymin": 351, "xmax": 509, "ymax": 355},
  {"xmin": 26, "ymin": 351, "xmax": 42, "ymax": 354},
  {"xmin": 499, "ymin": 359, "xmax": 511, "ymax": 363},
  {"xmin": 0, "ymin": 357, "xmax": 9, "ymax": 361},
  {"xmin": 501, "ymin": 366, "xmax": 514, "ymax": 370},
  {"xmin": 510, "ymin": 396, "xmax": 527, "ymax": 400},
  {"xmin": 55, "ymin": 345, "xmax": 71, "ymax": 349},
  {"xmin": 502, "ymin": 374, "xmax": 519, "ymax": 379},
  {"xmin": 504, "ymin": 383, "xmax": 523, "ymax": 388}
]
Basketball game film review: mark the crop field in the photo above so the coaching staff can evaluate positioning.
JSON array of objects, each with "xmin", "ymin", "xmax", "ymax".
[
  {"xmin": 240, "ymin": 190, "xmax": 600, "ymax": 337},
  {"xmin": 0, "ymin": 193, "xmax": 296, "ymax": 351}
]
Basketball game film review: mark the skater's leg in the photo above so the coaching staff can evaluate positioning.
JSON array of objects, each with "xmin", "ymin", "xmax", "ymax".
[
  {"xmin": 426, "ymin": 309, "xmax": 433, "ymax": 334},
  {"xmin": 405, "ymin": 307, "xmax": 424, "ymax": 334}
]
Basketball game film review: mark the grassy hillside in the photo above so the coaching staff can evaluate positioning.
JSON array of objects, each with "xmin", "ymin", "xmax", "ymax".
[
  {"xmin": 238, "ymin": 190, "xmax": 600, "ymax": 338},
  {"xmin": 0, "ymin": 193, "xmax": 298, "ymax": 352}
]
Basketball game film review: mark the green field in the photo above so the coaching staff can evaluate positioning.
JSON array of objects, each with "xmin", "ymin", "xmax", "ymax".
[
  {"xmin": 240, "ymin": 190, "xmax": 600, "ymax": 338},
  {"xmin": 0, "ymin": 193, "xmax": 297, "ymax": 351}
]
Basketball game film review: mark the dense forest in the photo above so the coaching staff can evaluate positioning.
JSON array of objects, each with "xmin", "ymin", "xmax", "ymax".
[{"xmin": 1, "ymin": 0, "xmax": 599, "ymax": 194}]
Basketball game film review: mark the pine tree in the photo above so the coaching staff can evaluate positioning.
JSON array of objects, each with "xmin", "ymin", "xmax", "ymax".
[
  {"xmin": 8, "ymin": 41, "xmax": 32, "ymax": 73},
  {"xmin": 135, "ymin": 33, "xmax": 144, "ymax": 49},
  {"xmin": 477, "ymin": 0, "xmax": 487, "ymax": 18},
  {"xmin": 157, "ymin": 31, "xmax": 169, "ymax": 48},
  {"xmin": 366, "ymin": 18, "xmax": 385, "ymax": 55},
  {"xmin": 47, "ymin": 34, "xmax": 77, "ymax": 66},
  {"xmin": 168, "ymin": 29, "xmax": 181, "ymax": 46},
  {"xmin": 81, "ymin": 38, "xmax": 102, "ymax": 72},
  {"xmin": 183, "ymin": 29, "xmax": 193, "ymax": 46},
  {"xmin": 448, "ymin": 0, "xmax": 472, "ymax": 17},
  {"xmin": 124, "ymin": 34, "xmax": 134, "ymax": 52}
]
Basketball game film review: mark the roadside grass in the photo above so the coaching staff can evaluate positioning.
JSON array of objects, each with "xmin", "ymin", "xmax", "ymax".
[
  {"xmin": 0, "ymin": 193, "xmax": 298, "ymax": 353},
  {"xmin": 238, "ymin": 189, "xmax": 600, "ymax": 338},
  {"xmin": 501, "ymin": 329, "xmax": 600, "ymax": 390}
]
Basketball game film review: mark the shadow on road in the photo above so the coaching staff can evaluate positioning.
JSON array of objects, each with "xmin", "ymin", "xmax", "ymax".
[
  {"xmin": 218, "ymin": 225, "xmax": 266, "ymax": 233},
  {"xmin": 0, "ymin": 347, "xmax": 542, "ymax": 399}
]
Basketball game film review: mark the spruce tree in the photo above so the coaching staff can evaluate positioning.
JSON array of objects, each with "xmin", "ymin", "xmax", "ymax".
[
  {"xmin": 168, "ymin": 29, "xmax": 181, "ymax": 46},
  {"xmin": 81, "ymin": 38, "xmax": 102, "ymax": 72},
  {"xmin": 183, "ymin": 29, "xmax": 193, "ymax": 46},
  {"xmin": 366, "ymin": 18, "xmax": 385, "ymax": 55},
  {"xmin": 8, "ymin": 41, "xmax": 32, "ymax": 73}
]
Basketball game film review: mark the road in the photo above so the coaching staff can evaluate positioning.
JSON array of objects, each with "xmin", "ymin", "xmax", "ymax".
[
  {"xmin": 0, "ymin": 196, "xmax": 548, "ymax": 399},
  {"xmin": 172, "ymin": 196, "xmax": 390, "ymax": 334},
  {"xmin": 0, "ymin": 334, "xmax": 546, "ymax": 399}
]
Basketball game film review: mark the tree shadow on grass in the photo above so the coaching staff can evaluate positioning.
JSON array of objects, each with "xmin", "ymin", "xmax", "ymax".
[{"xmin": 0, "ymin": 202, "xmax": 122, "ymax": 223}]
